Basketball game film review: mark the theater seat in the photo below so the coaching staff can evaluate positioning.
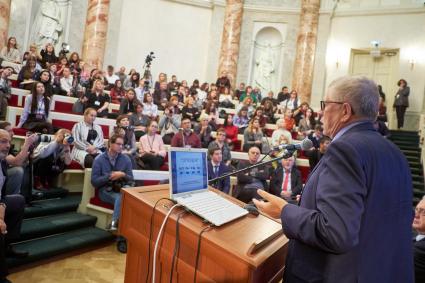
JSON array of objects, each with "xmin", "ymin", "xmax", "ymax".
[
  {"xmin": 13, "ymin": 127, "xmax": 28, "ymax": 136},
  {"xmin": 264, "ymin": 128, "xmax": 274, "ymax": 137},
  {"xmin": 52, "ymin": 119, "xmax": 77, "ymax": 132},
  {"xmin": 233, "ymin": 140, "xmax": 242, "ymax": 152},
  {"xmin": 66, "ymin": 160, "xmax": 83, "ymax": 170},
  {"xmin": 297, "ymin": 165, "xmax": 310, "ymax": 184},
  {"xmin": 89, "ymin": 188, "xmax": 114, "ymax": 210},
  {"xmin": 9, "ymin": 95, "xmax": 18, "ymax": 107},
  {"xmin": 54, "ymin": 101, "xmax": 74, "ymax": 114}
]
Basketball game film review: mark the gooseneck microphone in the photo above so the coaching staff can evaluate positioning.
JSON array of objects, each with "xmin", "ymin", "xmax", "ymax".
[{"xmin": 273, "ymin": 138, "xmax": 313, "ymax": 151}]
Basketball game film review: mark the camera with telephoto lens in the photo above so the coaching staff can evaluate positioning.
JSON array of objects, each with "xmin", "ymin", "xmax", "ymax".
[
  {"xmin": 109, "ymin": 178, "xmax": 126, "ymax": 193},
  {"xmin": 37, "ymin": 134, "xmax": 52, "ymax": 143}
]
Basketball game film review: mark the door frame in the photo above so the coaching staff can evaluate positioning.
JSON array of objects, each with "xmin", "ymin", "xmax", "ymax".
[{"xmin": 349, "ymin": 48, "xmax": 400, "ymax": 129}]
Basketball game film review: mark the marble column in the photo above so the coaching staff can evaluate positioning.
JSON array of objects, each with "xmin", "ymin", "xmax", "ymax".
[
  {"xmin": 81, "ymin": 0, "xmax": 110, "ymax": 71},
  {"xmin": 0, "ymin": 0, "xmax": 11, "ymax": 51},
  {"xmin": 291, "ymin": 0, "xmax": 321, "ymax": 103},
  {"xmin": 217, "ymin": 0, "xmax": 244, "ymax": 88}
]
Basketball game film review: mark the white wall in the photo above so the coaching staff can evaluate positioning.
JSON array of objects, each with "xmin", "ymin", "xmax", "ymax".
[
  {"xmin": 116, "ymin": 0, "xmax": 212, "ymax": 83},
  {"xmin": 325, "ymin": 11, "xmax": 425, "ymax": 114}
]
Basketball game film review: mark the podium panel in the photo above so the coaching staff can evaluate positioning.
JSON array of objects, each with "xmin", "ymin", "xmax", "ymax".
[{"xmin": 120, "ymin": 185, "xmax": 288, "ymax": 283}]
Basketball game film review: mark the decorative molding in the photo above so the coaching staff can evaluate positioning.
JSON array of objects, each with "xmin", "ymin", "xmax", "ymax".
[
  {"xmin": 163, "ymin": 0, "xmax": 425, "ymax": 17},
  {"xmin": 164, "ymin": 0, "xmax": 213, "ymax": 8},
  {"xmin": 332, "ymin": 6, "xmax": 425, "ymax": 17}
]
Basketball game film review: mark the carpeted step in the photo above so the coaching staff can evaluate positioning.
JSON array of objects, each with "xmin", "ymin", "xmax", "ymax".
[
  {"xmin": 24, "ymin": 195, "xmax": 81, "ymax": 219},
  {"xmin": 400, "ymin": 149, "xmax": 421, "ymax": 157},
  {"xmin": 389, "ymin": 130, "xmax": 418, "ymax": 136},
  {"xmin": 18, "ymin": 212, "xmax": 97, "ymax": 242},
  {"xmin": 412, "ymin": 174, "xmax": 424, "ymax": 183},
  {"xmin": 31, "ymin": 187, "xmax": 69, "ymax": 201},
  {"xmin": 411, "ymin": 168, "xmax": 423, "ymax": 176},
  {"xmin": 406, "ymin": 155, "xmax": 421, "ymax": 162},
  {"xmin": 398, "ymin": 145, "xmax": 421, "ymax": 152},
  {"xmin": 413, "ymin": 181, "xmax": 424, "ymax": 190},
  {"xmin": 6, "ymin": 227, "xmax": 114, "ymax": 268},
  {"xmin": 408, "ymin": 161, "xmax": 422, "ymax": 169}
]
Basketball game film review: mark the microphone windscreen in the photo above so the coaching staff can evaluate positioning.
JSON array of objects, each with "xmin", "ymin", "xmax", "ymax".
[{"xmin": 300, "ymin": 138, "xmax": 314, "ymax": 150}]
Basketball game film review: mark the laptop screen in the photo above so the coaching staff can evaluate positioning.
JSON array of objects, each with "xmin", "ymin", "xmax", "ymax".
[{"xmin": 169, "ymin": 148, "xmax": 208, "ymax": 195}]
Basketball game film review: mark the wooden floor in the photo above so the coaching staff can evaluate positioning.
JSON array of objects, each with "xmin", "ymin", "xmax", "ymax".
[{"xmin": 8, "ymin": 244, "xmax": 126, "ymax": 283}]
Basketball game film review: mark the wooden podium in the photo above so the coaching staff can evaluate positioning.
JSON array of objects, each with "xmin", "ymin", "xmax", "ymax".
[{"xmin": 120, "ymin": 185, "xmax": 289, "ymax": 283}]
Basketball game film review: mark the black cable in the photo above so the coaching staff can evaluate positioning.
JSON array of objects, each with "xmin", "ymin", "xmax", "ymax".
[
  {"xmin": 193, "ymin": 224, "xmax": 213, "ymax": 283},
  {"xmin": 145, "ymin": 197, "xmax": 175, "ymax": 283},
  {"xmin": 169, "ymin": 211, "xmax": 187, "ymax": 283}
]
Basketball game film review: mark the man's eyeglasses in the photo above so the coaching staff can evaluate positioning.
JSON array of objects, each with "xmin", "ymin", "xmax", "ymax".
[
  {"xmin": 114, "ymin": 142, "xmax": 124, "ymax": 146},
  {"xmin": 415, "ymin": 207, "xmax": 425, "ymax": 216},
  {"xmin": 320, "ymin": 100, "xmax": 345, "ymax": 111}
]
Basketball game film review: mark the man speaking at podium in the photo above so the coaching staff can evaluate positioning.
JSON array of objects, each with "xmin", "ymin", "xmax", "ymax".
[{"xmin": 254, "ymin": 76, "xmax": 413, "ymax": 282}]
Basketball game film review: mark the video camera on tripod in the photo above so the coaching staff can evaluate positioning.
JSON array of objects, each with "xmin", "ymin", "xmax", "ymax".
[{"xmin": 142, "ymin": 52, "xmax": 155, "ymax": 91}]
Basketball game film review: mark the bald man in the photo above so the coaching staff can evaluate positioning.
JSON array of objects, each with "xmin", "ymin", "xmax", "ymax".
[{"xmin": 0, "ymin": 129, "xmax": 28, "ymax": 283}]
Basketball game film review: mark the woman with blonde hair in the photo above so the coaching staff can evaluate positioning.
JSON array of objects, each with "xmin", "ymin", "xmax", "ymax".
[
  {"xmin": 71, "ymin": 108, "xmax": 106, "ymax": 168},
  {"xmin": 243, "ymin": 117, "xmax": 264, "ymax": 152}
]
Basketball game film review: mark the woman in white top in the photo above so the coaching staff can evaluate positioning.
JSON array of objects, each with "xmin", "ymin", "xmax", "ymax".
[
  {"xmin": 138, "ymin": 120, "xmax": 166, "ymax": 170},
  {"xmin": 17, "ymin": 81, "xmax": 53, "ymax": 133},
  {"xmin": 71, "ymin": 108, "xmax": 106, "ymax": 168},
  {"xmin": 142, "ymin": 93, "xmax": 158, "ymax": 120},
  {"xmin": 0, "ymin": 37, "xmax": 21, "ymax": 63}
]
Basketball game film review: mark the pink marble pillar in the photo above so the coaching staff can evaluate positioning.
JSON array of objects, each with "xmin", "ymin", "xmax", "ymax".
[
  {"xmin": 217, "ymin": 0, "xmax": 244, "ymax": 88},
  {"xmin": 0, "ymin": 0, "xmax": 11, "ymax": 51},
  {"xmin": 291, "ymin": 0, "xmax": 321, "ymax": 103},
  {"xmin": 81, "ymin": 0, "xmax": 110, "ymax": 71}
]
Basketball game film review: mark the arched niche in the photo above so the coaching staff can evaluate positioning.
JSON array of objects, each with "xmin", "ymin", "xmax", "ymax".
[{"xmin": 249, "ymin": 23, "xmax": 286, "ymax": 96}]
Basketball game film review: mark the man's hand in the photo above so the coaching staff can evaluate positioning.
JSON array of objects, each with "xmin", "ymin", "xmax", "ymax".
[
  {"xmin": 110, "ymin": 171, "xmax": 125, "ymax": 181},
  {"xmin": 0, "ymin": 219, "xmax": 7, "ymax": 235},
  {"xmin": 253, "ymin": 189, "xmax": 288, "ymax": 219},
  {"xmin": 23, "ymin": 133, "xmax": 38, "ymax": 149}
]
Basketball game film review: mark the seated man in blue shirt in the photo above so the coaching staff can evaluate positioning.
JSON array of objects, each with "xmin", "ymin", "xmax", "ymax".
[
  {"xmin": 91, "ymin": 134, "xmax": 134, "ymax": 231},
  {"xmin": 207, "ymin": 145, "xmax": 230, "ymax": 194}
]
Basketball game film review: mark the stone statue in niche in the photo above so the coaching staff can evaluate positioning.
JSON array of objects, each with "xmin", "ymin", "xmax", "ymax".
[
  {"xmin": 30, "ymin": 0, "xmax": 63, "ymax": 51},
  {"xmin": 254, "ymin": 42, "xmax": 276, "ymax": 93}
]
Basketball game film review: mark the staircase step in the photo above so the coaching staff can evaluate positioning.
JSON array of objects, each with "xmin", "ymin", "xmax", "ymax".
[
  {"xmin": 406, "ymin": 156, "xmax": 421, "ymax": 162},
  {"xmin": 411, "ymin": 168, "xmax": 423, "ymax": 175},
  {"xmin": 6, "ymin": 227, "xmax": 114, "ymax": 268},
  {"xmin": 412, "ymin": 174, "xmax": 424, "ymax": 182},
  {"xmin": 401, "ymin": 150, "xmax": 421, "ymax": 156},
  {"xmin": 408, "ymin": 161, "xmax": 422, "ymax": 169},
  {"xmin": 24, "ymin": 195, "xmax": 81, "ymax": 219},
  {"xmin": 392, "ymin": 140, "xmax": 419, "ymax": 147},
  {"xmin": 18, "ymin": 212, "xmax": 97, "ymax": 242},
  {"xmin": 413, "ymin": 181, "xmax": 424, "ymax": 190},
  {"xmin": 389, "ymin": 130, "xmax": 418, "ymax": 136},
  {"xmin": 31, "ymin": 187, "xmax": 69, "ymax": 201},
  {"xmin": 399, "ymin": 146, "xmax": 421, "ymax": 152}
]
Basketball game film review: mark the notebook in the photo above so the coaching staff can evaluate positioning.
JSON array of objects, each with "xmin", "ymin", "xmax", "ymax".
[{"xmin": 168, "ymin": 147, "xmax": 248, "ymax": 226}]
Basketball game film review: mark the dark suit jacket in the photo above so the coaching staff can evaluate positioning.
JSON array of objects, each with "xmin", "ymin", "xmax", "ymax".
[
  {"xmin": 207, "ymin": 162, "xmax": 230, "ymax": 194},
  {"xmin": 269, "ymin": 166, "xmax": 303, "ymax": 198},
  {"xmin": 414, "ymin": 237, "xmax": 425, "ymax": 283},
  {"xmin": 281, "ymin": 121, "xmax": 413, "ymax": 282},
  {"xmin": 234, "ymin": 160, "xmax": 270, "ymax": 203},
  {"xmin": 305, "ymin": 148, "xmax": 324, "ymax": 172}
]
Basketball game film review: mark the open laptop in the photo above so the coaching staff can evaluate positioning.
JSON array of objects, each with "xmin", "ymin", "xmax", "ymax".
[{"xmin": 168, "ymin": 147, "xmax": 248, "ymax": 226}]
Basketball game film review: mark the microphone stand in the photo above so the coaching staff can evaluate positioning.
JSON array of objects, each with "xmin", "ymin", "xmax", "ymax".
[{"xmin": 208, "ymin": 149, "xmax": 295, "ymax": 184}]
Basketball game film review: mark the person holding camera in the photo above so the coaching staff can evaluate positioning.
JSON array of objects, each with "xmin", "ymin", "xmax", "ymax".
[
  {"xmin": 0, "ymin": 122, "xmax": 38, "ymax": 201},
  {"xmin": 114, "ymin": 115, "xmax": 137, "ymax": 168},
  {"xmin": 71, "ymin": 108, "xmax": 106, "ymax": 168},
  {"xmin": 159, "ymin": 103, "xmax": 181, "ymax": 145},
  {"xmin": 0, "ymin": 129, "xmax": 29, "ymax": 283},
  {"xmin": 32, "ymin": 129, "xmax": 73, "ymax": 189},
  {"xmin": 91, "ymin": 134, "xmax": 134, "ymax": 231},
  {"xmin": 0, "ymin": 67, "xmax": 13, "ymax": 120},
  {"xmin": 17, "ymin": 81, "xmax": 54, "ymax": 134}
]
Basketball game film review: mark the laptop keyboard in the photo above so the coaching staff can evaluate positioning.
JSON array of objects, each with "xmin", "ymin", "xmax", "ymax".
[{"xmin": 176, "ymin": 191, "xmax": 248, "ymax": 226}]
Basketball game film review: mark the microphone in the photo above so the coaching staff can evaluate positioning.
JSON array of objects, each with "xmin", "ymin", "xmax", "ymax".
[{"xmin": 273, "ymin": 138, "xmax": 313, "ymax": 151}]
